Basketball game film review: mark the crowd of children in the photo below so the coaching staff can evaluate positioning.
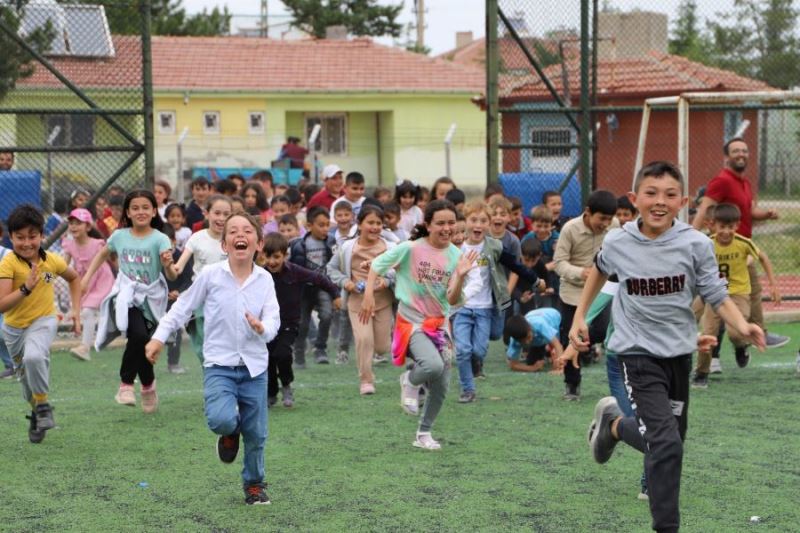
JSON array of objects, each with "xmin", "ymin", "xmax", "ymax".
[{"xmin": 0, "ymin": 161, "xmax": 792, "ymax": 526}]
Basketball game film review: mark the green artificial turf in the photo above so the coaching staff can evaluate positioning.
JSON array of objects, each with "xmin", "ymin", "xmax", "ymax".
[{"xmin": 1, "ymin": 324, "xmax": 799, "ymax": 532}]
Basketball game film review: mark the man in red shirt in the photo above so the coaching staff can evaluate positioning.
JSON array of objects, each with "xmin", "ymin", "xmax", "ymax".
[
  {"xmin": 306, "ymin": 164, "xmax": 344, "ymax": 211},
  {"xmin": 693, "ymin": 137, "xmax": 787, "ymax": 350}
]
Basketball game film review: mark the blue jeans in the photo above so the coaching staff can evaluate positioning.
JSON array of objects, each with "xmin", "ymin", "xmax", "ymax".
[
  {"xmin": 453, "ymin": 307, "xmax": 493, "ymax": 393},
  {"xmin": 203, "ymin": 365, "xmax": 268, "ymax": 486},
  {"xmin": 0, "ymin": 314, "xmax": 12, "ymax": 369},
  {"xmin": 489, "ymin": 307, "xmax": 505, "ymax": 341},
  {"xmin": 606, "ymin": 352, "xmax": 633, "ymax": 417}
]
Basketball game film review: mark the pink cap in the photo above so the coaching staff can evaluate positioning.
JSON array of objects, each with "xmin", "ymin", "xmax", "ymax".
[{"xmin": 68, "ymin": 208, "xmax": 93, "ymax": 224}]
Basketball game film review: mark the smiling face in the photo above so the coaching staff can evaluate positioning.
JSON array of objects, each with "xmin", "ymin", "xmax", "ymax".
[
  {"xmin": 72, "ymin": 193, "xmax": 88, "ymax": 209},
  {"xmin": 489, "ymin": 207, "xmax": 509, "ymax": 237},
  {"xmin": 384, "ymin": 211, "xmax": 400, "ymax": 231},
  {"xmin": 279, "ymin": 222, "xmax": 299, "ymax": 241},
  {"xmin": 343, "ymin": 182, "xmax": 365, "ymax": 202},
  {"xmin": 399, "ymin": 192, "xmax": 416, "ymax": 211},
  {"xmin": 264, "ymin": 250, "xmax": 287, "ymax": 274},
  {"xmin": 270, "ymin": 201, "xmax": 289, "ymax": 219},
  {"xmin": 222, "ymin": 215, "xmax": 261, "ymax": 263},
  {"xmin": 325, "ymin": 173, "xmax": 344, "ymax": 196},
  {"xmin": 94, "ymin": 197, "xmax": 108, "ymax": 219},
  {"xmin": 532, "ymin": 219, "xmax": 552, "ymax": 241},
  {"xmin": 167, "ymin": 208, "xmax": 184, "ymax": 229},
  {"xmin": 629, "ymin": 174, "xmax": 687, "ymax": 239},
  {"xmin": 10, "ymin": 226, "xmax": 43, "ymax": 261},
  {"xmin": 426, "ymin": 208, "xmax": 457, "ymax": 249},
  {"xmin": 154, "ymin": 184, "xmax": 168, "ymax": 206},
  {"xmin": 713, "ymin": 220, "xmax": 738, "ymax": 246},
  {"xmin": 583, "ymin": 211, "xmax": 615, "ymax": 235},
  {"xmin": 616, "ymin": 208, "xmax": 635, "ymax": 224},
  {"xmin": 334, "ymin": 208, "xmax": 353, "ymax": 231},
  {"xmin": 68, "ymin": 218, "xmax": 90, "ymax": 239},
  {"xmin": 358, "ymin": 212, "xmax": 384, "ymax": 245},
  {"xmin": 465, "ymin": 210, "xmax": 490, "ymax": 245},
  {"xmin": 207, "ymin": 199, "xmax": 232, "ymax": 238},
  {"xmin": 127, "ymin": 197, "xmax": 156, "ymax": 230},
  {"xmin": 451, "ymin": 219, "xmax": 466, "ymax": 246},
  {"xmin": 725, "ymin": 140, "xmax": 749, "ymax": 174},
  {"xmin": 545, "ymin": 196, "xmax": 562, "ymax": 220}
]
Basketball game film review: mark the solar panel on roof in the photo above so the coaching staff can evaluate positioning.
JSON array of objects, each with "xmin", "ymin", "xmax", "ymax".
[{"xmin": 18, "ymin": 1, "xmax": 115, "ymax": 58}]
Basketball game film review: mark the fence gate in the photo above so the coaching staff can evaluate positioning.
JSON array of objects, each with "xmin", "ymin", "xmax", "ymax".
[{"xmin": 0, "ymin": 0, "xmax": 152, "ymax": 249}]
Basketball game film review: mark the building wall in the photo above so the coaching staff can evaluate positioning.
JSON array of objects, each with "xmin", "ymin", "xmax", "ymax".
[{"xmin": 153, "ymin": 92, "xmax": 485, "ymax": 190}]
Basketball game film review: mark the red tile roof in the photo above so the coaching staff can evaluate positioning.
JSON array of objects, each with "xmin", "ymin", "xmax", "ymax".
[
  {"xmin": 500, "ymin": 52, "xmax": 775, "ymax": 103},
  {"xmin": 18, "ymin": 35, "xmax": 485, "ymax": 93}
]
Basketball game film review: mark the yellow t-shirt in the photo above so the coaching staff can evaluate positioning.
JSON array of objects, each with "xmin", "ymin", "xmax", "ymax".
[
  {"xmin": 713, "ymin": 234, "xmax": 760, "ymax": 295},
  {"xmin": 0, "ymin": 251, "xmax": 68, "ymax": 328}
]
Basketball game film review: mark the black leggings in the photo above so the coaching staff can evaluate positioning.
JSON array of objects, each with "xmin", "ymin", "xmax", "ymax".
[
  {"xmin": 268, "ymin": 329, "xmax": 298, "ymax": 396},
  {"xmin": 120, "ymin": 307, "xmax": 156, "ymax": 387}
]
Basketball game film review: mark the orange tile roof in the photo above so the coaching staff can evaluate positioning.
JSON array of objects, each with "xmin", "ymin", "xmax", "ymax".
[
  {"xmin": 500, "ymin": 52, "xmax": 775, "ymax": 102},
  {"xmin": 18, "ymin": 35, "xmax": 484, "ymax": 93}
]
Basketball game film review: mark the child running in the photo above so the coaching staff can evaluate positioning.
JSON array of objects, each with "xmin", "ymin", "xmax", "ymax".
[
  {"xmin": 61, "ymin": 208, "xmax": 114, "ymax": 361},
  {"xmin": 360, "ymin": 199, "xmax": 477, "ymax": 450},
  {"xmin": 145, "ymin": 213, "xmax": 280, "ymax": 505},
  {"xmin": 263, "ymin": 232, "xmax": 340, "ymax": 407},
  {"xmin": 0, "ymin": 204, "xmax": 82, "ymax": 443},
  {"xmin": 569, "ymin": 161, "xmax": 764, "ymax": 533},
  {"xmin": 83, "ymin": 190, "xmax": 177, "ymax": 413},
  {"xmin": 328, "ymin": 205, "xmax": 395, "ymax": 395},
  {"xmin": 171, "ymin": 194, "xmax": 232, "ymax": 362}
]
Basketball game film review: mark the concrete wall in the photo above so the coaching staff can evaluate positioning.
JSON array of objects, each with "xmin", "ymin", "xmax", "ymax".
[{"xmin": 597, "ymin": 11, "xmax": 668, "ymax": 60}]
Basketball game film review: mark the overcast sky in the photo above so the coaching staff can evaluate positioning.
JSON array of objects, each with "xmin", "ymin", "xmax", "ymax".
[{"xmin": 183, "ymin": 0, "xmax": 737, "ymax": 56}]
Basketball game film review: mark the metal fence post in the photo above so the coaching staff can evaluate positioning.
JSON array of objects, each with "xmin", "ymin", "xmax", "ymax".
[
  {"xmin": 141, "ymin": 0, "xmax": 155, "ymax": 188},
  {"xmin": 486, "ymin": 0, "xmax": 499, "ymax": 185},
  {"xmin": 579, "ymin": 0, "xmax": 591, "ymax": 202}
]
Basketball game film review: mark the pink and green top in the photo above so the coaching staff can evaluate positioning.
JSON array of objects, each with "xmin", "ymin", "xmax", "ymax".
[{"xmin": 371, "ymin": 239, "xmax": 461, "ymax": 324}]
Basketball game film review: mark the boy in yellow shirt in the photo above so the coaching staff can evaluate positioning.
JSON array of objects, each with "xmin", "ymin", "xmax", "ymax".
[
  {"xmin": 693, "ymin": 203, "xmax": 779, "ymax": 388},
  {"xmin": 0, "ymin": 205, "xmax": 82, "ymax": 443}
]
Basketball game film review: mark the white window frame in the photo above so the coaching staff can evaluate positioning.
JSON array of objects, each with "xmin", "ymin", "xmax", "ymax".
[
  {"xmin": 157, "ymin": 111, "xmax": 176, "ymax": 134},
  {"xmin": 305, "ymin": 113, "xmax": 348, "ymax": 156},
  {"xmin": 530, "ymin": 127, "xmax": 572, "ymax": 158},
  {"xmin": 248, "ymin": 111, "xmax": 265, "ymax": 135},
  {"xmin": 203, "ymin": 111, "xmax": 221, "ymax": 135}
]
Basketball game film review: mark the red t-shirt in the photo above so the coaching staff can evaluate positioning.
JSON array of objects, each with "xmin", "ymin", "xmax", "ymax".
[
  {"xmin": 705, "ymin": 168, "xmax": 753, "ymax": 237},
  {"xmin": 306, "ymin": 188, "xmax": 340, "ymax": 211}
]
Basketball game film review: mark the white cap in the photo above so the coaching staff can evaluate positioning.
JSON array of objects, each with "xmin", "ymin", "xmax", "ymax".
[{"xmin": 323, "ymin": 164, "xmax": 343, "ymax": 179}]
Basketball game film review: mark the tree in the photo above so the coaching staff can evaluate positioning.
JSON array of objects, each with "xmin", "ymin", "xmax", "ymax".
[
  {"xmin": 283, "ymin": 0, "xmax": 403, "ymax": 39},
  {"xmin": 0, "ymin": 5, "xmax": 56, "ymax": 101},
  {"xmin": 76, "ymin": 0, "xmax": 231, "ymax": 37},
  {"xmin": 707, "ymin": 0, "xmax": 800, "ymax": 89},
  {"xmin": 669, "ymin": 0, "xmax": 714, "ymax": 64}
]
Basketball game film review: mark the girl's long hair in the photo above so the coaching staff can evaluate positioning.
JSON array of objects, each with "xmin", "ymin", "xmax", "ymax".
[
  {"xmin": 120, "ymin": 189, "xmax": 164, "ymax": 231},
  {"xmin": 410, "ymin": 199, "xmax": 457, "ymax": 241}
]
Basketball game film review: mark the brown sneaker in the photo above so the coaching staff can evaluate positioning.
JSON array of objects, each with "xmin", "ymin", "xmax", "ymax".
[
  {"xmin": 140, "ymin": 382, "xmax": 158, "ymax": 414},
  {"xmin": 115, "ymin": 384, "xmax": 136, "ymax": 406}
]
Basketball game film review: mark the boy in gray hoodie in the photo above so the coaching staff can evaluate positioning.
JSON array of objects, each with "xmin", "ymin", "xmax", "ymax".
[{"xmin": 569, "ymin": 161, "xmax": 764, "ymax": 533}]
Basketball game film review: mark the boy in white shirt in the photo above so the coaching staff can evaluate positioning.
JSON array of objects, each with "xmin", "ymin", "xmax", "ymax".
[{"xmin": 145, "ymin": 213, "xmax": 280, "ymax": 505}]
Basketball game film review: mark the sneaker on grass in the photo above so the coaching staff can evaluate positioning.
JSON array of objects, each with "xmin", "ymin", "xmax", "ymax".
[
  {"xmin": 244, "ymin": 484, "xmax": 271, "ymax": 505},
  {"xmin": 458, "ymin": 391, "xmax": 476, "ymax": 403},
  {"xmin": 1, "ymin": 367, "xmax": 15, "ymax": 379},
  {"xmin": 735, "ymin": 346, "xmax": 750, "ymax": 368},
  {"xmin": 314, "ymin": 351, "xmax": 330, "ymax": 365},
  {"xmin": 588, "ymin": 396, "xmax": 623, "ymax": 464},
  {"xmin": 335, "ymin": 350, "xmax": 349, "ymax": 364},
  {"xmin": 563, "ymin": 384, "xmax": 580, "ymax": 401},
  {"xmin": 691, "ymin": 373, "xmax": 709, "ymax": 389},
  {"xmin": 26, "ymin": 410, "xmax": 46, "ymax": 444},
  {"xmin": 282, "ymin": 385, "xmax": 294, "ymax": 407},
  {"xmin": 399, "ymin": 370, "xmax": 420, "ymax": 416},
  {"xmin": 35, "ymin": 403, "xmax": 55, "ymax": 430},
  {"xmin": 115, "ymin": 384, "xmax": 136, "ymax": 406},
  {"xmin": 217, "ymin": 433, "xmax": 240, "ymax": 464},
  {"xmin": 167, "ymin": 364, "xmax": 186, "ymax": 375},
  {"xmin": 140, "ymin": 383, "xmax": 158, "ymax": 414},
  {"xmin": 765, "ymin": 332, "xmax": 790, "ymax": 349},
  {"xmin": 413, "ymin": 432, "xmax": 441, "ymax": 450},
  {"xmin": 710, "ymin": 358, "xmax": 723, "ymax": 374},
  {"xmin": 359, "ymin": 382, "xmax": 375, "ymax": 395},
  {"xmin": 70, "ymin": 344, "xmax": 91, "ymax": 361}
]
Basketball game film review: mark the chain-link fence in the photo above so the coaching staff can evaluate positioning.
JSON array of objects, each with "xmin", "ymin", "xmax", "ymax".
[
  {"xmin": 0, "ymin": 0, "xmax": 148, "ymax": 248},
  {"xmin": 490, "ymin": 0, "xmax": 800, "ymax": 302}
]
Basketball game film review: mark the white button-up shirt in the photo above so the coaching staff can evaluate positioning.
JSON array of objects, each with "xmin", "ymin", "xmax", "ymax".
[{"xmin": 152, "ymin": 261, "xmax": 280, "ymax": 377}]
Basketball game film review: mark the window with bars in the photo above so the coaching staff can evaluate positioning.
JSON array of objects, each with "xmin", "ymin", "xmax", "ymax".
[
  {"xmin": 44, "ymin": 115, "xmax": 95, "ymax": 147},
  {"xmin": 305, "ymin": 114, "xmax": 347, "ymax": 155},
  {"xmin": 530, "ymin": 128, "xmax": 571, "ymax": 158}
]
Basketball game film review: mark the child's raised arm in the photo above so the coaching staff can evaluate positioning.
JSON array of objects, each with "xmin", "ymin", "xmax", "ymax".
[
  {"xmin": 80, "ymin": 244, "xmax": 111, "ymax": 294},
  {"xmin": 0, "ymin": 263, "xmax": 39, "ymax": 313}
]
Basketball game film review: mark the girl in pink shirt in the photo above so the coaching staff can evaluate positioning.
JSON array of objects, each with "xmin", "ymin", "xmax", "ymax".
[{"xmin": 61, "ymin": 208, "xmax": 114, "ymax": 360}]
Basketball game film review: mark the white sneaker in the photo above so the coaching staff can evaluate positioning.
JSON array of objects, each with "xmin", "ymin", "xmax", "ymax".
[
  {"xmin": 373, "ymin": 354, "xmax": 388, "ymax": 364},
  {"xmin": 70, "ymin": 344, "xmax": 91, "ymax": 361},
  {"xmin": 413, "ymin": 432, "xmax": 441, "ymax": 450},
  {"xmin": 710, "ymin": 358, "xmax": 722, "ymax": 374},
  {"xmin": 335, "ymin": 350, "xmax": 349, "ymax": 364},
  {"xmin": 400, "ymin": 370, "xmax": 420, "ymax": 416}
]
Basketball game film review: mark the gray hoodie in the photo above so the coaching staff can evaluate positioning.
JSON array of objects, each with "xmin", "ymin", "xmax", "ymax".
[{"xmin": 596, "ymin": 219, "xmax": 727, "ymax": 358}]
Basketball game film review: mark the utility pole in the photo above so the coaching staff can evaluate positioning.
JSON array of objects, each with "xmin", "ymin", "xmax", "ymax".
[
  {"xmin": 260, "ymin": 0, "xmax": 268, "ymax": 38},
  {"xmin": 414, "ymin": 0, "xmax": 425, "ymax": 50}
]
